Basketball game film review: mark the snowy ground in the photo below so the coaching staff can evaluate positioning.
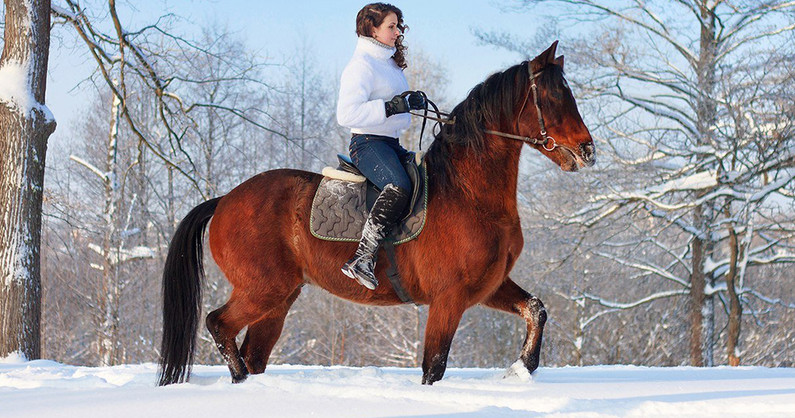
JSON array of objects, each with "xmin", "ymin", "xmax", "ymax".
[{"xmin": 1, "ymin": 355, "xmax": 794, "ymax": 417}]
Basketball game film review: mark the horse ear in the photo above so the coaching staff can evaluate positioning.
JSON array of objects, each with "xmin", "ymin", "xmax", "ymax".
[
  {"xmin": 530, "ymin": 40, "xmax": 559, "ymax": 73},
  {"xmin": 554, "ymin": 55, "xmax": 564, "ymax": 69}
]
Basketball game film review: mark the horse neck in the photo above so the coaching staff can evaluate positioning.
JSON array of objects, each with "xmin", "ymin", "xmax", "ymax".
[{"xmin": 437, "ymin": 136, "xmax": 524, "ymax": 217}]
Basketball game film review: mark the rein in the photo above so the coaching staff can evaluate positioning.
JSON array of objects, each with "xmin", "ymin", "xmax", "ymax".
[
  {"xmin": 410, "ymin": 62, "xmax": 557, "ymax": 152},
  {"xmin": 408, "ymin": 91, "xmax": 454, "ymax": 150}
]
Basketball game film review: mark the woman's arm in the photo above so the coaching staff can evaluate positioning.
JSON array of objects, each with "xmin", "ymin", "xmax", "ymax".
[{"xmin": 336, "ymin": 62, "xmax": 387, "ymax": 128}]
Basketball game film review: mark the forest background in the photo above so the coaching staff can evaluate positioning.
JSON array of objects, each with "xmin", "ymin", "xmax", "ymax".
[{"xmin": 1, "ymin": 0, "xmax": 793, "ymax": 370}]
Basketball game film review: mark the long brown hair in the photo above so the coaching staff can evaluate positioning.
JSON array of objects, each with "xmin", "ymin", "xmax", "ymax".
[{"xmin": 355, "ymin": 3, "xmax": 408, "ymax": 69}]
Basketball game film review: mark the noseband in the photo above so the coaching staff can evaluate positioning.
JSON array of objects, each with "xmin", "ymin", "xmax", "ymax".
[{"xmin": 483, "ymin": 62, "xmax": 557, "ymax": 151}]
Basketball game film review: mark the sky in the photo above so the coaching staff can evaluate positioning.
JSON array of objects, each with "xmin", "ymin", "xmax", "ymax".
[{"xmin": 45, "ymin": 0, "xmax": 556, "ymax": 147}]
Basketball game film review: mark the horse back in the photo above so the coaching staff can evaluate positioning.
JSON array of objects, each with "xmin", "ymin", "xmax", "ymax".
[{"xmin": 207, "ymin": 169, "xmax": 408, "ymax": 305}]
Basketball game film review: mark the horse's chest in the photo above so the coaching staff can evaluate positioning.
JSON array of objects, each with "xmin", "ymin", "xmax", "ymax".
[
  {"xmin": 468, "ymin": 220, "xmax": 522, "ymax": 263},
  {"xmin": 496, "ymin": 224, "xmax": 524, "ymax": 257}
]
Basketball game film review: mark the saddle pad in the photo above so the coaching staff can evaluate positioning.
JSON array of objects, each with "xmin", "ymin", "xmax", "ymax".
[{"xmin": 310, "ymin": 163, "xmax": 428, "ymax": 245}]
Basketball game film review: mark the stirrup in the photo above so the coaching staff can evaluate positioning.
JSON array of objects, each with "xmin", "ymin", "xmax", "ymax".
[{"xmin": 341, "ymin": 262, "xmax": 378, "ymax": 290}]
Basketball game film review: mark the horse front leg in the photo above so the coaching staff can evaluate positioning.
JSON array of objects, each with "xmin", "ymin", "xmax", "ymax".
[
  {"xmin": 482, "ymin": 277, "xmax": 547, "ymax": 374},
  {"xmin": 422, "ymin": 301, "xmax": 466, "ymax": 385}
]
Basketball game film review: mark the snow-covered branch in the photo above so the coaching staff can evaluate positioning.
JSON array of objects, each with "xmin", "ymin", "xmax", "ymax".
[
  {"xmin": 580, "ymin": 289, "xmax": 689, "ymax": 310},
  {"xmin": 69, "ymin": 155, "xmax": 108, "ymax": 182},
  {"xmin": 742, "ymin": 289, "xmax": 795, "ymax": 309},
  {"xmin": 592, "ymin": 251, "xmax": 689, "ymax": 287},
  {"xmin": 87, "ymin": 244, "xmax": 157, "ymax": 268}
]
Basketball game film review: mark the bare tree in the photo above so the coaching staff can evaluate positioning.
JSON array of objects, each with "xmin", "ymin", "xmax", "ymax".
[
  {"xmin": 489, "ymin": 0, "xmax": 795, "ymax": 366},
  {"xmin": 51, "ymin": 0, "xmax": 279, "ymax": 196},
  {"xmin": 43, "ymin": 2, "xmax": 288, "ymax": 365},
  {"xmin": 270, "ymin": 39, "xmax": 345, "ymax": 172},
  {"xmin": 67, "ymin": 87, "xmax": 160, "ymax": 365}
]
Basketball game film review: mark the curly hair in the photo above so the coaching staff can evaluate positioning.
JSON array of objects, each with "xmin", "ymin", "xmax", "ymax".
[{"xmin": 355, "ymin": 3, "xmax": 408, "ymax": 69}]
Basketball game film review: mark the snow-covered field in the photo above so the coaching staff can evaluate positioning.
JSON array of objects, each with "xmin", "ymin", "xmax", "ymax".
[{"xmin": 1, "ymin": 354, "xmax": 794, "ymax": 417}]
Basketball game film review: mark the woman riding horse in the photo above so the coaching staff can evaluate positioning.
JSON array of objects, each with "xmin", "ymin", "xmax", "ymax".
[
  {"xmin": 157, "ymin": 39, "xmax": 595, "ymax": 386},
  {"xmin": 337, "ymin": 3, "xmax": 426, "ymax": 290}
]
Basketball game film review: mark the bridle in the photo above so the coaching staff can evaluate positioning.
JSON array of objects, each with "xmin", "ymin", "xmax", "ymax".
[
  {"xmin": 410, "ymin": 61, "xmax": 557, "ymax": 152},
  {"xmin": 483, "ymin": 63, "xmax": 557, "ymax": 151}
]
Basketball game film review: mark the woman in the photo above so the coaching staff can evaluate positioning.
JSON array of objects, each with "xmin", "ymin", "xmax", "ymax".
[{"xmin": 337, "ymin": 3, "xmax": 425, "ymax": 290}]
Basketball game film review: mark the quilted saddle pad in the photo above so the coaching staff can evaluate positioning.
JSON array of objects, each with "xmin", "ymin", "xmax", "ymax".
[{"xmin": 310, "ymin": 163, "xmax": 427, "ymax": 245}]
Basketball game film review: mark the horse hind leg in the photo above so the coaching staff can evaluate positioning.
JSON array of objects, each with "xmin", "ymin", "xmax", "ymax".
[
  {"xmin": 206, "ymin": 292, "xmax": 264, "ymax": 383},
  {"xmin": 240, "ymin": 286, "xmax": 303, "ymax": 374},
  {"xmin": 482, "ymin": 278, "xmax": 547, "ymax": 374}
]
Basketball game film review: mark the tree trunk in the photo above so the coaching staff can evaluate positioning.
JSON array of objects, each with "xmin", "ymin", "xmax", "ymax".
[
  {"xmin": 0, "ymin": 0, "xmax": 56, "ymax": 360},
  {"xmin": 575, "ymin": 296, "xmax": 585, "ymax": 366},
  {"xmin": 98, "ymin": 90, "xmax": 121, "ymax": 366},
  {"xmin": 689, "ymin": 232, "xmax": 706, "ymax": 366},
  {"xmin": 688, "ymin": 0, "xmax": 720, "ymax": 367},
  {"xmin": 726, "ymin": 225, "xmax": 742, "ymax": 366}
]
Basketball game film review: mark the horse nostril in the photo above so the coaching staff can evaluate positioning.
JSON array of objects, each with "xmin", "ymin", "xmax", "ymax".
[
  {"xmin": 580, "ymin": 142, "xmax": 595, "ymax": 159},
  {"xmin": 580, "ymin": 142, "xmax": 596, "ymax": 166}
]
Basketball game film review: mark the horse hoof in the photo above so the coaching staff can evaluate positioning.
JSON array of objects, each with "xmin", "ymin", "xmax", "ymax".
[
  {"xmin": 504, "ymin": 359, "xmax": 532, "ymax": 382},
  {"xmin": 521, "ymin": 353, "xmax": 540, "ymax": 374},
  {"xmin": 421, "ymin": 371, "xmax": 442, "ymax": 385},
  {"xmin": 232, "ymin": 373, "xmax": 248, "ymax": 384}
]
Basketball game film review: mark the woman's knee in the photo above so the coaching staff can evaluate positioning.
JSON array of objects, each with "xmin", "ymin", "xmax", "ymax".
[{"xmin": 391, "ymin": 172, "xmax": 412, "ymax": 191}]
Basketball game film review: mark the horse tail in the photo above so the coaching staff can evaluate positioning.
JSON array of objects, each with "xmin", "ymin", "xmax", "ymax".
[{"xmin": 157, "ymin": 197, "xmax": 222, "ymax": 386}]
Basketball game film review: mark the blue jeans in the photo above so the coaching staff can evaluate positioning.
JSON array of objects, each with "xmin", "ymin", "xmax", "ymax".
[{"xmin": 349, "ymin": 134, "xmax": 412, "ymax": 191}]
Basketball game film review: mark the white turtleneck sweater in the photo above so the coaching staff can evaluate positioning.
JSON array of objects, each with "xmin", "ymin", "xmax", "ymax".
[{"xmin": 337, "ymin": 36, "xmax": 411, "ymax": 138}]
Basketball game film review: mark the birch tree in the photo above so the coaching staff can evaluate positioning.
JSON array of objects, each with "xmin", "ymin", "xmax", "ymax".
[
  {"xmin": 0, "ymin": 0, "xmax": 56, "ymax": 360},
  {"xmin": 68, "ymin": 88, "xmax": 159, "ymax": 365}
]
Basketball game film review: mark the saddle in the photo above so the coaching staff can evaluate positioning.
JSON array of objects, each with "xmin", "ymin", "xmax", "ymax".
[
  {"xmin": 310, "ymin": 154, "xmax": 427, "ymax": 304},
  {"xmin": 310, "ymin": 153, "xmax": 427, "ymax": 244}
]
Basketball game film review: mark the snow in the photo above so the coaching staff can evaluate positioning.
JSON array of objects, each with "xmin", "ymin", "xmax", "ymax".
[
  {"xmin": 0, "ymin": 61, "xmax": 35, "ymax": 113},
  {"xmin": 1, "ymin": 357, "xmax": 794, "ymax": 417},
  {"xmin": 582, "ymin": 171, "xmax": 720, "ymax": 214},
  {"xmin": 647, "ymin": 170, "xmax": 717, "ymax": 194},
  {"xmin": 0, "ymin": 59, "xmax": 54, "ymax": 120},
  {"xmin": 87, "ymin": 243, "xmax": 157, "ymax": 266},
  {"xmin": 0, "ymin": 0, "xmax": 55, "ymax": 122},
  {"xmin": 51, "ymin": 5, "xmax": 78, "ymax": 20}
]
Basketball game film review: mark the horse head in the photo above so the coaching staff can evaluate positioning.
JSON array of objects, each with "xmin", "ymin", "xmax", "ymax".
[{"xmin": 520, "ymin": 41, "xmax": 595, "ymax": 172}]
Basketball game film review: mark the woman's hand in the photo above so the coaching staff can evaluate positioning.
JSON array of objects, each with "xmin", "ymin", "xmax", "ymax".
[
  {"xmin": 385, "ymin": 91, "xmax": 426, "ymax": 117},
  {"xmin": 405, "ymin": 91, "xmax": 426, "ymax": 110}
]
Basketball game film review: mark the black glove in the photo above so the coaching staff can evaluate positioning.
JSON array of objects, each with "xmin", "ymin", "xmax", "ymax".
[
  {"xmin": 405, "ymin": 91, "xmax": 426, "ymax": 110},
  {"xmin": 385, "ymin": 91, "xmax": 426, "ymax": 117}
]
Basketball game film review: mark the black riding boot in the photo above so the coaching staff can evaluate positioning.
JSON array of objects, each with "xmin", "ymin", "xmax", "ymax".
[{"xmin": 341, "ymin": 183, "xmax": 410, "ymax": 290}]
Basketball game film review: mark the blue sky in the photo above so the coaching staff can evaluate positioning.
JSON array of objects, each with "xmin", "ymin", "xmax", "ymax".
[{"xmin": 46, "ymin": 0, "xmax": 559, "ymax": 145}]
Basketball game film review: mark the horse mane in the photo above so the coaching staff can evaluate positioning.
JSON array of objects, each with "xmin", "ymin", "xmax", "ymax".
[{"xmin": 425, "ymin": 61, "xmax": 565, "ymax": 191}]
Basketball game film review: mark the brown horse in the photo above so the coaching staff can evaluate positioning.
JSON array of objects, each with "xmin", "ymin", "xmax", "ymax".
[{"xmin": 157, "ymin": 41, "xmax": 595, "ymax": 386}]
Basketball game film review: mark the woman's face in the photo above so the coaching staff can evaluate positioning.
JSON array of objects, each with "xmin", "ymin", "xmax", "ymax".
[{"xmin": 372, "ymin": 12, "xmax": 400, "ymax": 47}]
